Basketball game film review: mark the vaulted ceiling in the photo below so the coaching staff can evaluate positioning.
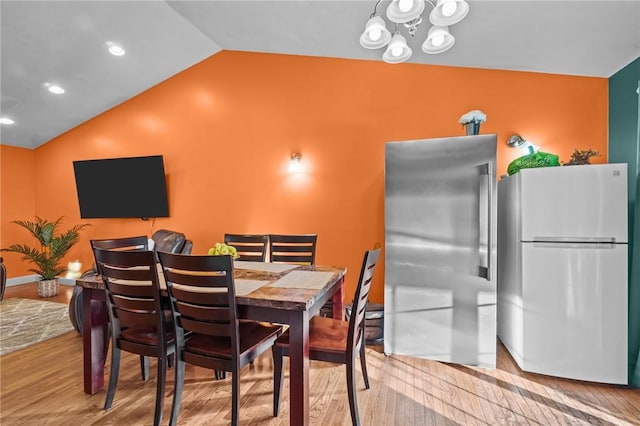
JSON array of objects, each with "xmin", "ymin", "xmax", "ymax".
[{"xmin": 1, "ymin": 1, "xmax": 639, "ymax": 149}]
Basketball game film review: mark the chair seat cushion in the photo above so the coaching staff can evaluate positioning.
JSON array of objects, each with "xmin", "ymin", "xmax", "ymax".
[
  {"xmin": 275, "ymin": 316, "xmax": 349, "ymax": 353},
  {"xmin": 185, "ymin": 321, "xmax": 282, "ymax": 359}
]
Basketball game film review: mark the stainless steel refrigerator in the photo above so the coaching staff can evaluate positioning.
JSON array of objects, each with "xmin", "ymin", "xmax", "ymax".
[{"xmin": 384, "ymin": 134, "xmax": 498, "ymax": 368}]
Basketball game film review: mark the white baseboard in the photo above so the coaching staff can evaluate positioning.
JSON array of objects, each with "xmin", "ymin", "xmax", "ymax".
[
  {"xmin": 7, "ymin": 275, "xmax": 76, "ymax": 287},
  {"xmin": 58, "ymin": 278, "xmax": 76, "ymax": 286},
  {"xmin": 6, "ymin": 275, "xmax": 40, "ymax": 286}
]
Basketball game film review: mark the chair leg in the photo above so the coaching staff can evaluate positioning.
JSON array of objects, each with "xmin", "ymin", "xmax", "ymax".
[
  {"xmin": 169, "ymin": 358, "xmax": 185, "ymax": 426},
  {"xmin": 140, "ymin": 356, "xmax": 150, "ymax": 381},
  {"xmin": 272, "ymin": 346, "xmax": 284, "ymax": 417},
  {"xmin": 102, "ymin": 321, "xmax": 111, "ymax": 360},
  {"xmin": 153, "ymin": 354, "xmax": 167, "ymax": 426},
  {"xmin": 346, "ymin": 359, "xmax": 361, "ymax": 426},
  {"xmin": 104, "ymin": 346, "xmax": 121, "ymax": 410},
  {"xmin": 215, "ymin": 370, "xmax": 227, "ymax": 380},
  {"xmin": 231, "ymin": 368, "xmax": 239, "ymax": 426},
  {"xmin": 359, "ymin": 341, "xmax": 370, "ymax": 389},
  {"xmin": 168, "ymin": 353, "xmax": 175, "ymax": 369}
]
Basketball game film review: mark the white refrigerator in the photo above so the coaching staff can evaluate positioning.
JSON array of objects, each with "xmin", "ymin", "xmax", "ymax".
[{"xmin": 498, "ymin": 163, "xmax": 628, "ymax": 384}]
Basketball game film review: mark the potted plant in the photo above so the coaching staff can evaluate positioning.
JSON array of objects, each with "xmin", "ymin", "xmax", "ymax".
[
  {"xmin": 459, "ymin": 109, "xmax": 487, "ymax": 135},
  {"xmin": 1, "ymin": 216, "xmax": 89, "ymax": 297}
]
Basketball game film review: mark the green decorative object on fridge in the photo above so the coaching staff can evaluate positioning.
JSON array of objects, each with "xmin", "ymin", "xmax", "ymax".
[{"xmin": 507, "ymin": 151, "xmax": 560, "ymax": 176}]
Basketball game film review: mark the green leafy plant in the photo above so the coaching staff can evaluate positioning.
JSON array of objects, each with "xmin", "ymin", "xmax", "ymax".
[{"xmin": 1, "ymin": 216, "xmax": 90, "ymax": 280}]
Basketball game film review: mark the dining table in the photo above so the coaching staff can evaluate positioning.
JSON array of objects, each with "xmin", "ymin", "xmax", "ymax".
[{"xmin": 76, "ymin": 260, "xmax": 347, "ymax": 426}]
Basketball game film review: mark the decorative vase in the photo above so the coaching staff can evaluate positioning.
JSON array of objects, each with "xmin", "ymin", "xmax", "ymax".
[
  {"xmin": 464, "ymin": 120, "xmax": 481, "ymax": 136},
  {"xmin": 38, "ymin": 279, "xmax": 59, "ymax": 297}
]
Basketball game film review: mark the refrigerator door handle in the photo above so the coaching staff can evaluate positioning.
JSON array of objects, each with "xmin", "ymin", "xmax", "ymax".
[
  {"xmin": 478, "ymin": 162, "xmax": 491, "ymax": 281},
  {"xmin": 531, "ymin": 236, "xmax": 617, "ymax": 244},
  {"xmin": 532, "ymin": 242, "xmax": 618, "ymax": 249}
]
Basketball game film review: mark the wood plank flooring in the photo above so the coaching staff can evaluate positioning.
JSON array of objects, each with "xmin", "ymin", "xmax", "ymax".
[{"xmin": 1, "ymin": 283, "xmax": 639, "ymax": 425}]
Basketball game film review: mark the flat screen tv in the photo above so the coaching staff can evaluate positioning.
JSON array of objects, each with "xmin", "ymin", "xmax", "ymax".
[{"xmin": 73, "ymin": 155, "xmax": 170, "ymax": 219}]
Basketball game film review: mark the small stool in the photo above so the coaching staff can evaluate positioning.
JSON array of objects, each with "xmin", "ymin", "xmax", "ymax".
[{"xmin": 345, "ymin": 302, "xmax": 384, "ymax": 346}]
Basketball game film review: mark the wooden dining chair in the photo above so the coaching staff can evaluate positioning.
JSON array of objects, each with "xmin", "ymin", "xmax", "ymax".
[
  {"xmin": 224, "ymin": 233, "xmax": 269, "ymax": 262},
  {"xmin": 157, "ymin": 252, "xmax": 284, "ymax": 426},
  {"xmin": 0, "ymin": 257, "xmax": 6, "ymax": 301},
  {"xmin": 93, "ymin": 247, "xmax": 175, "ymax": 426},
  {"xmin": 272, "ymin": 247, "xmax": 381, "ymax": 426},
  {"xmin": 69, "ymin": 236, "xmax": 149, "ymax": 332},
  {"xmin": 268, "ymin": 234, "xmax": 317, "ymax": 265},
  {"xmin": 268, "ymin": 234, "xmax": 338, "ymax": 317}
]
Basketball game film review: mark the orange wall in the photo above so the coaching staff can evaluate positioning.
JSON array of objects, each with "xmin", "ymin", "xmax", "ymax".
[
  {"xmin": 2, "ymin": 51, "xmax": 609, "ymax": 302},
  {"xmin": 1, "ymin": 145, "xmax": 37, "ymax": 276}
]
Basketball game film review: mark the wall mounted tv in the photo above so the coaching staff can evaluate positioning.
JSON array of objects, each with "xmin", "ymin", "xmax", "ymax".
[{"xmin": 73, "ymin": 155, "xmax": 170, "ymax": 219}]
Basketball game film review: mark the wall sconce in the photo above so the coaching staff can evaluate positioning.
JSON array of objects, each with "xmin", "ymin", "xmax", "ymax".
[
  {"xmin": 507, "ymin": 134, "xmax": 538, "ymax": 155},
  {"xmin": 289, "ymin": 152, "xmax": 302, "ymax": 172}
]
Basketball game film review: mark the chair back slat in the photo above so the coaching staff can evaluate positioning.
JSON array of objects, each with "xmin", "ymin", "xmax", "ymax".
[
  {"xmin": 224, "ymin": 234, "xmax": 268, "ymax": 262},
  {"xmin": 163, "ymin": 269, "xmax": 229, "ymax": 288},
  {"xmin": 347, "ymin": 248, "xmax": 381, "ymax": 353},
  {"xmin": 99, "ymin": 264, "xmax": 156, "ymax": 281},
  {"xmin": 179, "ymin": 317, "xmax": 233, "ymax": 337},
  {"xmin": 176, "ymin": 301, "xmax": 231, "ymax": 322},
  {"xmin": 268, "ymin": 234, "xmax": 317, "ymax": 265},
  {"xmin": 105, "ymin": 281, "xmax": 156, "ymax": 298},
  {"xmin": 114, "ymin": 308, "xmax": 159, "ymax": 328},
  {"xmin": 91, "ymin": 236, "xmax": 148, "ymax": 251},
  {"xmin": 171, "ymin": 286, "xmax": 228, "ymax": 306},
  {"xmin": 113, "ymin": 296, "xmax": 156, "ymax": 312}
]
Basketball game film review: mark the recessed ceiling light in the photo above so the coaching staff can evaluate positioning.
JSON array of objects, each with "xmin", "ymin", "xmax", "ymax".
[
  {"xmin": 48, "ymin": 85, "xmax": 65, "ymax": 94},
  {"xmin": 0, "ymin": 117, "xmax": 15, "ymax": 125},
  {"xmin": 109, "ymin": 45, "xmax": 125, "ymax": 56},
  {"xmin": 106, "ymin": 41, "xmax": 125, "ymax": 56}
]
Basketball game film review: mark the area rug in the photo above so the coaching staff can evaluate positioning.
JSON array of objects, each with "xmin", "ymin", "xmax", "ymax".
[{"xmin": 0, "ymin": 298, "xmax": 75, "ymax": 356}]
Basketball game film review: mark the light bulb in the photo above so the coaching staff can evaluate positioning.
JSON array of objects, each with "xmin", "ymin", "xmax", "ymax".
[
  {"xmin": 392, "ymin": 46, "xmax": 403, "ymax": 57},
  {"xmin": 441, "ymin": 1, "xmax": 457, "ymax": 17},
  {"xmin": 108, "ymin": 45, "xmax": 125, "ymax": 56},
  {"xmin": 369, "ymin": 29, "xmax": 382, "ymax": 41},
  {"xmin": 520, "ymin": 141, "xmax": 539, "ymax": 155},
  {"xmin": 48, "ymin": 85, "xmax": 65, "ymax": 94},
  {"xmin": 431, "ymin": 34, "xmax": 445, "ymax": 47},
  {"xmin": 398, "ymin": 0, "xmax": 414, "ymax": 13}
]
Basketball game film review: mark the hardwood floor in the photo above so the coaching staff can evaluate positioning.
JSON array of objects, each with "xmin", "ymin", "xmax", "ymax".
[{"xmin": 1, "ymin": 283, "xmax": 639, "ymax": 425}]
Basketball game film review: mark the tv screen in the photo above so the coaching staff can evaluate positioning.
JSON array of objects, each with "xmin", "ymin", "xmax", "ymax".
[{"xmin": 73, "ymin": 155, "xmax": 170, "ymax": 219}]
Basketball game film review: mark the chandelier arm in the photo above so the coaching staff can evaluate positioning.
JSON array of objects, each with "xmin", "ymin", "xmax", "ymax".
[{"xmin": 371, "ymin": 0, "xmax": 384, "ymax": 16}]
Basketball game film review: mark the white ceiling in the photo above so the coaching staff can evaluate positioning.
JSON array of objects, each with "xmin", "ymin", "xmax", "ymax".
[{"xmin": 1, "ymin": 0, "xmax": 639, "ymax": 149}]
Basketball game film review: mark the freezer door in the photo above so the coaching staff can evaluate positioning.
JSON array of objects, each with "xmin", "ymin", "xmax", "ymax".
[
  {"xmin": 521, "ymin": 242, "xmax": 628, "ymax": 384},
  {"xmin": 384, "ymin": 134, "xmax": 497, "ymax": 368},
  {"xmin": 519, "ymin": 164, "xmax": 628, "ymax": 243}
]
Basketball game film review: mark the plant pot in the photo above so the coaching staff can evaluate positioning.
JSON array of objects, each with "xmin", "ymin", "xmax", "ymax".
[
  {"xmin": 38, "ymin": 279, "xmax": 59, "ymax": 297},
  {"xmin": 464, "ymin": 120, "xmax": 481, "ymax": 136}
]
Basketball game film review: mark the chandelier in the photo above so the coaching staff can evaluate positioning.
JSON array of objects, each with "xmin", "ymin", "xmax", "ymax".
[{"xmin": 359, "ymin": 0, "xmax": 470, "ymax": 64}]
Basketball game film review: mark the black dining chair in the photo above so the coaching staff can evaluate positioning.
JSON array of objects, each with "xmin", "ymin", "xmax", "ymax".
[
  {"xmin": 0, "ymin": 257, "xmax": 6, "ymax": 301},
  {"xmin": 268, "ymin": 234, "xmax": 338, "ymax": 317},
  {"xmin": 157, "ymin": 252, "xmax": 284, "ymax": 426},
  {"xmin": 69, "ymin": 236, "xmax": 149, "ymax": 333},
  {"xmin": 272, "ymin": 248, "xmax": 381, "ymax": 426},
  {"xmin": 93, "ymin": 247, "xmax": 175, "ymax": 426},
  {"xmin": 224, "ymin": 233, "xmax": 269, "ymax": 262},
  {"xmin": 268, "ymin": 234, "xmax": 317, "ymax": 265}
]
